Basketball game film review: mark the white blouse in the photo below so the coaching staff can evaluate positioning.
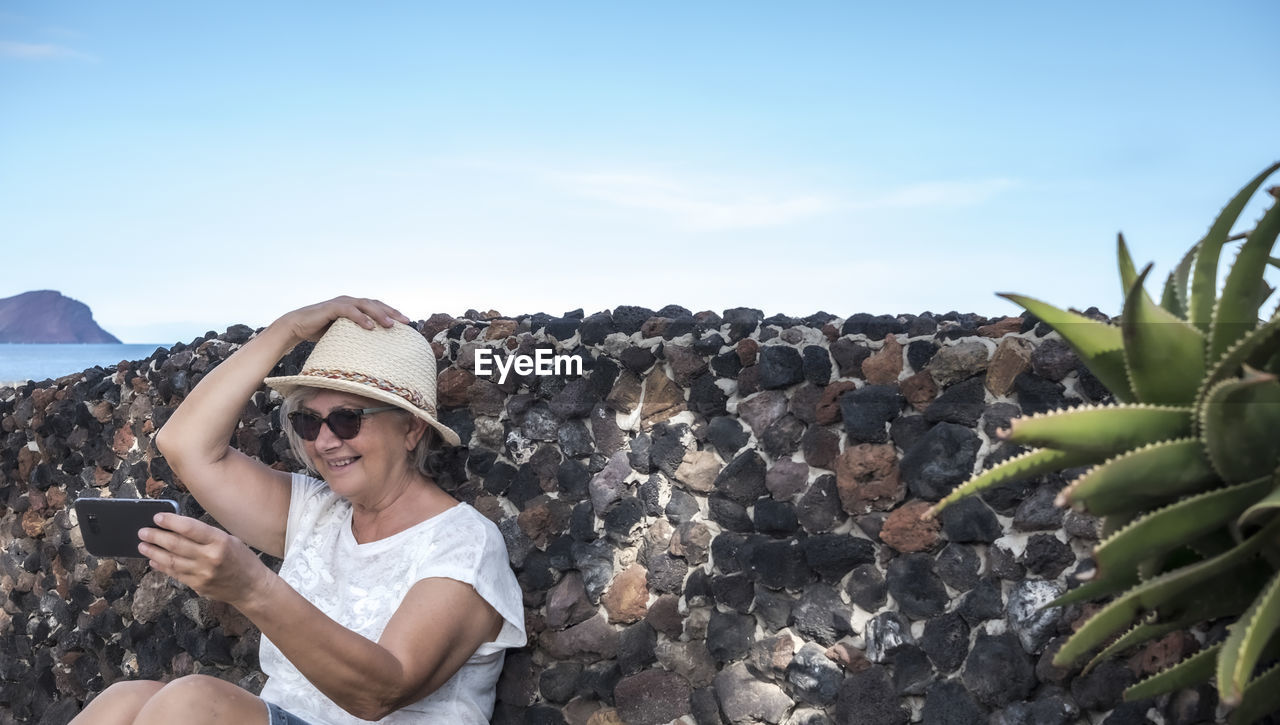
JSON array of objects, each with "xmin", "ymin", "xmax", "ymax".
[{"xmin": 257, "ymin": 473, "xmax": 527, "ymax": 724}]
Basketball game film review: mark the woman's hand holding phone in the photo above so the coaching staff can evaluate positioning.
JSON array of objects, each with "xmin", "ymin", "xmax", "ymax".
[{"xmin": 137, "ymin": 513, "xmax": 277, "ymax": 610}]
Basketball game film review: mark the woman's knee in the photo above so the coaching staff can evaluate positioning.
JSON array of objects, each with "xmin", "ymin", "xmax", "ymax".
[
  {"xmin": 72, "ymin": 680, "xmax": 165, "ymax": 724},
  {"xmin": 134, "ymin": 674, "xmax": 267, "ymax": 724}
]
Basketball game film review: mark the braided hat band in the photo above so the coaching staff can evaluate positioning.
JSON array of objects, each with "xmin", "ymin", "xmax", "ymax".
[{"xmin": 263, "ymin": 318, "xmax": 460, "ymax": 447}]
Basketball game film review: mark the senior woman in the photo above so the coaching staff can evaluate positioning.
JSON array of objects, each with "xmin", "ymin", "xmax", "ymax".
[{"xmin": 72, "ymin": 297, "xmax": 526, "ymax": 725}]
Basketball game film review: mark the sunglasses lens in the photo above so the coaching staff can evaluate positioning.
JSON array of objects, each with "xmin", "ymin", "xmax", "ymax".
[
  {"xmin": 327, "ymin": 410, "xmax": 363, "ymax": 439},
  {"xmin": 289, "ymin": 412, "xmax": 323, "ymax": 441}
]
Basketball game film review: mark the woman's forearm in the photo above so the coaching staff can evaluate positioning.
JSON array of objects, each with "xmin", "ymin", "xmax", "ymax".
[{"xmin": 154, "ymin": 322, "xmax": 299, "ymax": 469}]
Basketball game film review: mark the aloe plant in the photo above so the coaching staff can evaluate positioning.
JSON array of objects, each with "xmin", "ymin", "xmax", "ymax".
[{"xmin": 926, "ymin": 162, "xmax": 1280, "ymax": 723}]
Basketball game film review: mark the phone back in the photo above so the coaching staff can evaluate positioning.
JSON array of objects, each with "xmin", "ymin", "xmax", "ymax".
[{"xmin": 74, "ymin": 498, "xmax": 180, "ymax": 558}]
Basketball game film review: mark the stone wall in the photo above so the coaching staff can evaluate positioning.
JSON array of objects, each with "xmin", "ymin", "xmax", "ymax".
[{"xmin": 0, "ymin": 306, "xmax": 1223, "ymax": 724}]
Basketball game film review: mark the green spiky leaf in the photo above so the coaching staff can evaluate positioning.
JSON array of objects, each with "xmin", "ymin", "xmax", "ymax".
[
  {"xmin": 1200, "ymin": 371, "xmax": 1280, "ymax": 483},
  {"xmin": 1125, "ymin": 643, "xmax": 1220, "ymax": 701},
  {"xmin": 1093, "ymin": 476, "xmax": 1272, "ymax": 581},
  {"xmin": 1211, "ymin": 195, "xmax": 1280, "ymax": 361},
  {"xmin": 1060, "ymin": 438, "xmax": 1217, "ymax": 516},
  {"xmin": 998, "ymin": 293, "xmax": 1133, "ymax": 402},
  {"xmin": 1229, "ymin": 661, "xmax": 1280, "ymax": 725},
  {"xmin": 1161, "ymin": 242, "xmax": 1199, "ymax": 318},
  {"xmin": 1188, "ymin": 161, "xmax": 1280, "ymax": 331},
  {"xmin": 1219, "ymin": 569, "xmax": 1280, "ymax": 705},
  {"xmin": 925, "ymin": 447, "xmax": 1100, "ymax": 518},
  {"xmin": 1054, "ymin": 517, "xmax": 1280, "ymax": 668},
  {"xmin": 1122, "ymin": 265, "xmax": 1207, "ymax": 405},
  {"xmin": 1003, "ymin": 403, "xmax": 1191, "ymax": 456}
]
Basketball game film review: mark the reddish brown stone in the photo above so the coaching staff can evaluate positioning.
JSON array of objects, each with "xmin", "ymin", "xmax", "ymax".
[
  {"xmin": 112, "ymin": 425, "xmax": 135, "ymax": 461},
  {"xmin": 484, "ymin": 319, "xmax": 517, "ymax": 340},
  {"xmin": 825, "ymin": 640, "xmax": 871, "ymax": 672},
  {"xmin": 44, "ymin": 487, "xmax": 66, "ymax": 511},
  {"xmin": 21, "ymin": 509, "xmax": 45, "ymax": 538},
  {"xmin": 815, "ymin": 381, "xmax": 856, "ymax": 425},
  {"xmin": 862, "ymin": 334, "xmax": 904, "ymax": 385},
  {"xmin": 542, "ymin": 614, "xmax": 620, "ymax": 661},
  {"xmin": 90, "ymin": 401, "xmax": 114, "ymax": 424},
  {"xmin": 93, "ymin": 466, "xmax": 113, "ymax": 486},
  {"xmin": 835, "ymin": 443, "xmax": 903, "ymax": 514},
  {"xmin": 646, "ymin": 594, "xmax": 683, "ymax": 639},
  {"xmin": 436, "ymin": 366, "xmax": 476, "ymax": 409},
  {"xmin": 606, "ymin": 371, "xmax": 643, "ymax": 414},
  {"xmin": 664, "ymin": 344, "xmax": 708, "ymax": 386},
  {"xmin": 736, "ymin": 339, "xmax": 759, "ymax": 366},
  {"xmin": 978, "ymin": 316, "xmax": 1023, "ymax": 338},
  {"xmin": 986, "ymin": 336, "xmax": 1034, "ymax": 397},
  {"xmin": 547, "ymin": 571, "xmax": 598, "ymax": 630},
  {"xmin": 145, "ymin": 477, "xmax": 167, "ymax": 497},
  {"xmin": 749, "ymin": 633, "xmax": 796, "ymax": 676},
  {"xmin": 901, "ymin": 370, "xmax": 939, "ymax": 411},
  {"xmin": 822, "ymin": 323, "xmax": 841, "ymax": 341},
  {"xmin": 419, "ymin": 313, "xmax": 455, "ymax": 340},
  {"xmin": 517, "ymin": 496, "xmax": 571, "ymax": 549},
  {"xmin": 879, "ymin": 500, "xmax": 941, "ymax": 553},
  {"xmin": 640, "ymin": 317, "xmax": 669, "ymax": 338},
  {"xmin": 601, "ymin": 564, "xmax": 649, "ymax": 624},
  {"xmin": 430, "ymin": 340, "xmax": 447, "ymax": 360},
  {"xmin": 1128, "ymin": 631, "xmax": 1198, "ymax": 677},
  {"xmin": 641, "ymin": 369, "xmax": 686, "ymax": 427},
  {"xmin": 130, "ymin": 375, "xmax": 150, "ymax": 394},
  {"xmin": 17, "ymin": 446, "xmax": 39, "ymax": 482}
]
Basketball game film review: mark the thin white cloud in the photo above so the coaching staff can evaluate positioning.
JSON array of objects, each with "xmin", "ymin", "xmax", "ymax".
[
  {"xmin": 556, "ymin": 171, "xmax": 836, "ymax": 230},
  {"xmin": 855, "ymin": 178, "xmax": 1018, "ymax": 210},
  {"xmin": 0, "ymin": 41, "xmax": 96, "ymax": 62}
]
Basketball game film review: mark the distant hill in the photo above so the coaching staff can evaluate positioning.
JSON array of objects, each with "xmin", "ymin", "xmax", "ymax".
[{"xmin": 0, "ymin": 290, "xmax": 122, "ymax": 343}]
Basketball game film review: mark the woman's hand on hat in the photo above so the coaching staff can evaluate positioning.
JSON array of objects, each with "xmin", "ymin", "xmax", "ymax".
[
  {"xmin": 138, "ymin": 513, "xmax": 277, "ymax": 609},
  {"xmin": 277, "ymin": 296, "xmax": 412, "ymax": 344}
]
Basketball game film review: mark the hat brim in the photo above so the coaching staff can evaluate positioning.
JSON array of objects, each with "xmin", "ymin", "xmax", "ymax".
[{"xmin": 264, "ymin": 374, "xmax": 461, "ymax": 447}]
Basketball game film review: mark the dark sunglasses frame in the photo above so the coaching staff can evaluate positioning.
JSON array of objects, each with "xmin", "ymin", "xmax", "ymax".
[{"xmin": 287, "ymin": 406, "xmax": 399, "ymax": 441}]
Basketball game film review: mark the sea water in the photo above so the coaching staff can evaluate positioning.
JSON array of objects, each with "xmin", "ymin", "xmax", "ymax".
[{"xmin": 0, "ymin": 343, "xmax": 168, "ymax": 384}]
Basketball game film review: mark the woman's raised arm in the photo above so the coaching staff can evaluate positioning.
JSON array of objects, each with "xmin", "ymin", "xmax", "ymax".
[{"xmin": 153, "ymin": 296, "xmax": 409, "ymax": 557}]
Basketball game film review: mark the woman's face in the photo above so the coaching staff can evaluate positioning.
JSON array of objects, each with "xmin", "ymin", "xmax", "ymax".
[{"xmin": 299, "ymin": 389, "xmax": 423, "ymax": 500}]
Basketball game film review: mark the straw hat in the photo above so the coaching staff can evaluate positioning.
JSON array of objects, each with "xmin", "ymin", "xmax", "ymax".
[{"xmin": 264, "ymin": 318, "xmax": 460, "ymax": 446}]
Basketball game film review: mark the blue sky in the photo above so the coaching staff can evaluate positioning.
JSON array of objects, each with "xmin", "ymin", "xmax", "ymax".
[{"xmin": 2, "ymin": 2, "xmax": 1277, "ymax": 343}]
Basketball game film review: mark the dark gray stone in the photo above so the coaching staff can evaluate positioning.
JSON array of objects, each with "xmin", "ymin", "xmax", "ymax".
[
  {"xmin": 935, "ymin": 543, "xmax": 980, "ymax": 592},
  {"xmin": 665, "ymin": 489, "xmax": 700, "ymax": 525},
  {"xmin": 1013, "ymin": 371, "xmax": 1067, "ymax": 414},
  {"xmin": 710, "ymin": 494, "xmax": 754, "ymax": 533},
  {"xmin": 1013, "ymin": 485, "xmax": 1065, "ymax": 531},
  {"xmin": 711, "ymin": 573, "xmax": 756, "ymax": 613},
  {"xmin": 1022, "ymin": 533, "xmax": 1075, "ymax": 579},
  {"xmin": 962, "ymin": 631, "xmax": 1036, "ymax": 707},
  {"xmin": 907, "ymin": 340, "xmax": 939, "ymax": 373},
  {"xmin": 1071, "ymin": 659, "xmax": 1135, "ymax": 711},
  {"xmin": 760, "ymin": 414, "xmax": 805, "ymax": 458},
  {"xmin": 723, "ymin": 307, "xmax": 763, "ymax": 341},
  {"xmin": 618, "ymin": 622, "xmax": 658, "ymax": 675},
  {"xmin": 864, "ymin": 611, "xmax": 913, "ymax": 663},
  {"xmin": 891, "ymin": 644, "xmax": 934, "ymax": 695},
  {"xmin": 958, "ymin": 578, "xmax": 1004, "ymax": 625},
  {"xmin": 787, "ymin": 642, "xmax": 844, "ymax": 705},
  {"xmin": 845, "ymin": 563, "xmax": 887, "ymax": 611},
  {"xmin": 924, "ymin": 376, "xmax": 986, "ymax": 427},
  {"xmin": 834, "ymin": 666, "xmax": 909, "ymax": 725},
  {"xmin": 539, "ymin": 662, "xmax": 582, "ymax": 703},
  {"xmin": 707, "ymin": 609, "xmax": 756, "ymax": 663},
  {"xmin": 830, "ymin": 338, "xmax": 872, "ymax": 377},
  {"xmin": 921, "ymin": 612, "xmax": 969, "ymax": 673},
  {"xmin": 802, "ymin": 346, "xmax": 833, "ymax": 385},
  {"xmin": 646, "ymin": 553, "xmax": 689, "ymax": 595},
  {"xmin": 796, "ymin": 474, "xmax": 842, "ymax": 534},
  {"xmin": 801, "ymin": 534, "xmax": 877, "ymax": 583},
  {"xmin": 940, "ymin": 496, "xmax": 1003, "ymax": 543},
  {"xmin": 982, "ymin": 401, "xmax": 1022, "ymax": 439},
  {"xmin": 747, "ymin": 539, "xmax": 812, "ymax": 590},
  {"xmin": 707, "ymin": 416, "xmax": 749, "ymax": 460},
  {"xmin": 900, "ymin": 422, "xmax": 981, "ymax": 500},
  {"xmin": 758, "ymin": 345, "xmax": 806, "ymax": 389},
  {"xmin": 886, "ymin": 553, "xmax": 948, "ymax": 619},
  {"xmin": 753, "ymin": 585, "xmax": 794, "ymax": 633},
  {"xmin": 714, "ymin": 451, "xmax": 768, "ymax": 506},
  {"xmin": 839, "ymin": 385, "xmax": 903, "ymax": 443},
  {"xmin": 1030, "ymin": 337, "xmax": 1078, "ymax": 381},
  {"xmin": 614, "ymin": 669, "xmax": 693, "ymax": 725},
  {"xmin": 753, "ymin": 498, "xmax": 799, "ymax": 536},
  {"xmin": 790, "ymin": 584, "xmax": 852, "ymax": 645},
  {"xmin": 921, "ymin": 679, "xmax": 987, "ymax": 725}
]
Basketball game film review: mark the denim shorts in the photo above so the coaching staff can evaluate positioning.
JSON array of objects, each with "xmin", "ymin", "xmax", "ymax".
[{"xmin": 266, "ymin": 702, "xmax": 314, "ymax": 725}]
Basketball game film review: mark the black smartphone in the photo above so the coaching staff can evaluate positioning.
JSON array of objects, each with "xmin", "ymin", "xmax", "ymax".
[{"xmin": 73, "ymin": 497, "xmax": 180, "ymax": 558}]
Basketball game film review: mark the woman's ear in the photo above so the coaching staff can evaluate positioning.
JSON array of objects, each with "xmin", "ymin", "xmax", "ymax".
[{"xmin": 405, "ymin": 416, "xmax": 429, "ymax": 450}]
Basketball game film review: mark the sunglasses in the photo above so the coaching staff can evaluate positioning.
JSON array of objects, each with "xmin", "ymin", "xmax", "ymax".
[{"xmin": 287, "ymin": 406, "xmax": 399, "ymax": 441}]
